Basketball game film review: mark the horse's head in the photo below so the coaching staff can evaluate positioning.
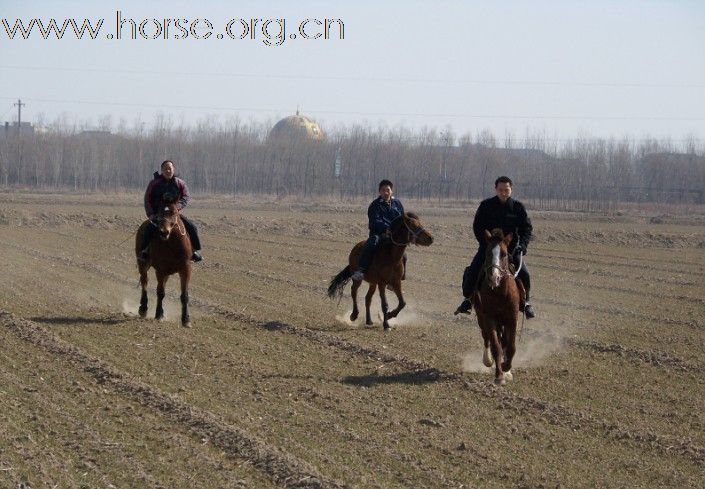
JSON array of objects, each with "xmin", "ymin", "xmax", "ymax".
[
  {"xmin": 483, "ymin": 228, "xmax": 513, "ymax": 289},
  {"xmin": 155, "ymin": 202, "xmax": 181, "ymax": 241},
  {"xmin": 390, "ymin": 212, "xmax": 434, "ymax": 246}
]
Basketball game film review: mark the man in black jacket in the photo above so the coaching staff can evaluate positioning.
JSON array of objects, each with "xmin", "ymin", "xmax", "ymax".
[
  {"xmin": 455, "ymin": 176, "xmax": 535, "ymax": 318},
  {"xmin": 351, "ymin": 179, "xmax": 405, "ymax": 281}
]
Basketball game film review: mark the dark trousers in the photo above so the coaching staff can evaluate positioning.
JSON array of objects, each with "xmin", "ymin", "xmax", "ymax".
[
  {"xmin": 140, "ymin": 215, "xmax": 201, "ymax": 252},
  {"xmin": 181, "ymin": 215, "xmax": 201, "ymax": 250},
  {"xmin": 358, "ymin": 234, "xmax": 381, "ymax": 271},
  {"xmin": 462, "ymin": 246, "xmax": 531, "ymax": 300}
]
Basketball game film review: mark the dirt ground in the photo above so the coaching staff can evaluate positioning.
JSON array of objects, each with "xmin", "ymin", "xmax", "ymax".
[{"xmin": 0, "ymin": 190, "xmax": 703, "ymax": 488}]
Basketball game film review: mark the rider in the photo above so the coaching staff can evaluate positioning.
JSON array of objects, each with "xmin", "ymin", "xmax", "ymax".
[
  {"xmin": 351, "ymin": 179, "xmax": 405, "ymax": 281},
  {"xmin": 138, "ymin": 159, "xmax": 203, "ymax": 263},
  {"xmin": 455, "ymin": 176, "xmax": 535, "ymax": 318}
]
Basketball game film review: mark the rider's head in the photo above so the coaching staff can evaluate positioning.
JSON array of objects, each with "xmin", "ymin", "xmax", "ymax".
[
  {"xmin": 494, "ymin": 176, "xmax": 513, "ymax": 203},
  {"xmin": 161, "ymin": 160, "xmax": 175, "ymax": 180},
  {"xmin": 378, "ymin": 179, "xmax": 394, "ymax": 202}
]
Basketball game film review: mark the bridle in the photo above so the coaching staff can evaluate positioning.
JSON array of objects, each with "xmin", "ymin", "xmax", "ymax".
[
  {"xmin": 483, "ymin": 241, "xmax": 513, "ymax": 281},
  {"xmin": 152, "ymin": 209, "xmax": 186, "ymax": 237},
  {"xmin": 389, "ymin": 217, "xmax": 426, "ymax": 246}
]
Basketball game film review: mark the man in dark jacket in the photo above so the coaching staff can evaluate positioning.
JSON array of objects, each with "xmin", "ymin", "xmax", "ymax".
[
  {"xmin": 455, "ymin": 176, "xmax": 535, "ymax": 318},
  {"xmin": 138, "ymin": 160, "xmax": 203, "ymax": 262},
  {"xmin": 351, "ymin": 179, "xmax": 405, "ymax": 281}
]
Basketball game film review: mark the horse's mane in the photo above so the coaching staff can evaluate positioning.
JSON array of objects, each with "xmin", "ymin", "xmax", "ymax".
[
  {"xmin": 405, "ymin": 211, "xmax": 419, "ymax": 220},
  {"xmin": 489, "ymin": 228, "xmax": 505, "ymax": 241}
]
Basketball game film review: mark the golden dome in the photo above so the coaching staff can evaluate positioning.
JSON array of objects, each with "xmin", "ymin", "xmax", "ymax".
[{"xmin": 269, "ymin": 111, "xmax": 324, "ymax": 141}]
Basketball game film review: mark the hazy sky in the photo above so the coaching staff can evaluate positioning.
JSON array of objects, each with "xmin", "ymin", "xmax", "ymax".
[{"xmin": 1, "ymin": 0, "xmax": 704, "ymax": 143}]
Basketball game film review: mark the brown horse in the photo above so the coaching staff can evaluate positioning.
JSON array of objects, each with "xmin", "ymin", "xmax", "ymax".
[
  {"xmin": 327, "ymin": 213, "xmax": 433, "ymax": 330},
  {"xmin": 473, "ymin": 228, "xmax": 521, "ymax": 385},
  {"xmin": 135, "ymin": 200, "xmax": 193, "ymax": 327}
]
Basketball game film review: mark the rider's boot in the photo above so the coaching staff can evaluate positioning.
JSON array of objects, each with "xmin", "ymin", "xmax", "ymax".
[{"xmin": 454, "ymin": 298, "xmax": 472, "ymax": 315}]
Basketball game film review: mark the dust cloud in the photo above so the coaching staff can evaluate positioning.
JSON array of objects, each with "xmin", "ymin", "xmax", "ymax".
[
  {"xmin": 121, "ymin": 296, "xmax": 182, "ymax": 321},
  {"xmin": 460, "ymin": 317, "xmax": 568, "ymax": 373}
]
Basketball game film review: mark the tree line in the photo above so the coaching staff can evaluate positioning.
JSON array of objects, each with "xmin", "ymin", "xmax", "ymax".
[{"xmin": 1, "ymin": 118, "xmax": 703, "ymax": 210}]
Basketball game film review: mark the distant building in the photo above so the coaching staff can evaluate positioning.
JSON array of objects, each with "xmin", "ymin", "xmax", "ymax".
[
  {"xmin": 269, "ymin": 110, "xmax": 324, "ymax": 141},
  {"xmin": 3, "ymin": 121, "xmax": 34, "ymax": 136}
]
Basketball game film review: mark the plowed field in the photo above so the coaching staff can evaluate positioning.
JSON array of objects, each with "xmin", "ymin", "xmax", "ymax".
[{"xmin": 1, "ymin": 192, "xmax": 703, "ymax": 488}]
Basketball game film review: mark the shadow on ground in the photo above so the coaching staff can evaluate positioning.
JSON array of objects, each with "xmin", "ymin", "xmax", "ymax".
[
  {"xmin": 30, "ymin": 315, "xmax": 130, "ymax": 326},
  {"xmin": 342, "ymin": 368, "xmax": 441, "ymax": 387}
]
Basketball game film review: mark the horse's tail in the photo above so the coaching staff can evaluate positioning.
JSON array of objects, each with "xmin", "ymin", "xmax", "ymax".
[{"xmin": 327, "ymin": 266, "xmax": 352, "ymax": 299}]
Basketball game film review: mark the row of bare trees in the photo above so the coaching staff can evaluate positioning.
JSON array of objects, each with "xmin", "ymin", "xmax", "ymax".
[{"xmin": 1, "ymin": 119, "xmax": 703, "ymax": 210}]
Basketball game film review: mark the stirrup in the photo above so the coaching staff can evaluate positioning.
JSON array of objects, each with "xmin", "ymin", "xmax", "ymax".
[{"xmin": 191, "ymin": 251, "xmax": 203, "ymax": 262}]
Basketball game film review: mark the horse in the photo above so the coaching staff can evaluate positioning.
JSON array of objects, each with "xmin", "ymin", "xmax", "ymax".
[
  {"xmin": 473, "ymin": 228, "xmax": 521, "ymax": 385},
  {"xmin": 134, "ymin": 199, "xmax": 193, "ymax": 327},
  {"xmin": 327, "ymin": 212, "xmax": 433, "ymax": 330}
]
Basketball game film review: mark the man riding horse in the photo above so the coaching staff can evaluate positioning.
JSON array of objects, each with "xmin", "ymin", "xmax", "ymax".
[
  {"xmin": 138, "ymin": 159, "xmax": 203, "ymax": 263},
  {"xmin": 351, "ymin": 179, "xmax": 407, "ymax": 282},
  {"xmin": 455, "ymin": 176, "xmax": 536, "ymax": 318}
]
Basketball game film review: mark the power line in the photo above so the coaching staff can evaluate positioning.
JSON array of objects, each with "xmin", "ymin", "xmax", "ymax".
[
  {"xmin": 1, "ymin": 64, "xmax": 704, "ymax": 89},
  {"xmin": 1, "ymin": 96, "xmax": 704, "ymax": 122}
]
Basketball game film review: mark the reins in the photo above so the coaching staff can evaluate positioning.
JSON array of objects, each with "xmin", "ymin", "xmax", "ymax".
[{"xmin": 389, "ymin": 218, "xmax": 426, "ymax": 246}]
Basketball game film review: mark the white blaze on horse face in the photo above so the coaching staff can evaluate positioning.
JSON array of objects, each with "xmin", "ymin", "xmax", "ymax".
[{"xmin": 490, "ymin": 243, "xmax": 502, "ymax": 288}]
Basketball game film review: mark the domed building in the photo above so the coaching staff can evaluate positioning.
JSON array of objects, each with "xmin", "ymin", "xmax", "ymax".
[{"xmin": 269, "ymin": 110, "xmax": 324, "ymax": 141}]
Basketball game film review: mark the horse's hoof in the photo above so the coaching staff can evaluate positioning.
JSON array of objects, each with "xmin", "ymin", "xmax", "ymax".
[
  {"xmin": 383, "ymin": 323, "xmax": 392, "ymax": 331},
  {"xmin": 366, "ymin": 320, "xmax": 374, "ymax": 326},
  {"xmin": 504, "ymin": 370, "xmax": 513, "ymax": 381},
  {"xmin": 494, "ymin": 377, "xmax": 506, "ymax": 386},
  {"xmin": 350, "ymin": 311, "xmax": 359, "ymax": 322},
  {"xmin": 155, "ymin": 315, "xmax": 165, "ymax": 322},
  {"xmin": 138, "ymin": 308, "xmax": 147, "ymax": 318},
  {"xmin": 182, "ymin": 321, "xmax": 192, "ymax": 328}
]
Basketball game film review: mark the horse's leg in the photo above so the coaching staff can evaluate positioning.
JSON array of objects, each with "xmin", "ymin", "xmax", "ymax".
[
  {"xmin": 155, "ymin": 272, "xmax": 168, "ymax": 321},
  {"xmin": 179, "ymin": 267, "xmax": 191, "ymax": 328},
  {"xmin": 478, "ymin": 323, "xmax": 493, "ymax": 368},
  {"xmin": 501, "ymin": 317, "xmax": 518, "ymax": 379},
  {"xmin": 138, "ymin": 267, "xmax": 149, "ymax": 318},
  {"xmin": 378, "ymin": 285, "xmax": 391, "ymax": 330},
  {"xmin": 490, "ymin": 325, "xmax": 505, "ymax": 385},
  {"xmin": 349, "ymin": 279, "xmax": 361, "ymax": 322},
  {"xmin": 364, "ymin": 283, "xmax": 377, "ymax": 325},
  {"xmin": 386, "ymin": 279, "xmax": 405, "ymax": 319}
]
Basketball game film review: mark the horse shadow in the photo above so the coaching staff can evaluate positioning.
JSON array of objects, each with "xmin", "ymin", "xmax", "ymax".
[
  {"xmin": 261, "ymin": 320, "xmax": 352, "ymax": 334},
  {"xmin": 30, "ymin": 315, "xmax": 131, "ymax": 326},
  {"xmin": 342, "ymin": 368, "xmax": 441, "ymax": 387}
]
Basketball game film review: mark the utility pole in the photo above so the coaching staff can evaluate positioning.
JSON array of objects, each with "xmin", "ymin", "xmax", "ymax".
[{"xmin": 13, "ymin": 98, "xmax": 25, "ymax": 133}]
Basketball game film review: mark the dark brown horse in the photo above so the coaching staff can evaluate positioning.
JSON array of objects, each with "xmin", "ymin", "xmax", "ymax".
[
  {"xmin": 474, "ymin": 228, "xmax": 521, "ymax": 385},
  {"xmin": 328, "ymin": 213, "xmax": 433, "ymax": 330},
  {"xmin": 135, "ymin": 200, "xmax": 193, "ymax": 327}
]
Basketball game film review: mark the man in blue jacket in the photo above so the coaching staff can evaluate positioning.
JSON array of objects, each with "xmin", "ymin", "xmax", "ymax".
[
  {"xmin": 455, "ymin": 176, "xmax": 535, "ymax": 318},
  {"xmin": 138, "ymin": 160, "xmax": 203, "ymax": 263},
  {"xmin": 351, "ymin": 179, "xmax": 405, "ymax": 281}
]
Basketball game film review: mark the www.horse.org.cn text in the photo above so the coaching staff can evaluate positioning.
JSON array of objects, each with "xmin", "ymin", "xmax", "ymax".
[{"xmin": 1, "ymin": 11, "xmax": 346, "ymax": 46}]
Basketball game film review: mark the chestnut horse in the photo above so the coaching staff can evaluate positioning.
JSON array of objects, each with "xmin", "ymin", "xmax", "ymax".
[
  {"xmin": 135, "ymin": 200, "xmax": 193, "ymax": 327},
  {"xmin": 327, "ymin": 213, "xmax": 433, "ymax": 330},
  {"xmin": 474, "ymin": 228, "xmax": 521, "ymax": 385}
]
